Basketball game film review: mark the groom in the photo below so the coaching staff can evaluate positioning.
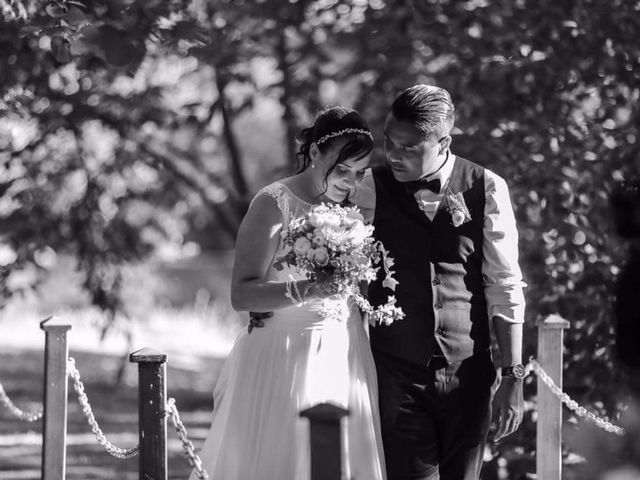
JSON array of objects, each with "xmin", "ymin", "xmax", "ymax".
[{"xmin": 358, "ymin": 84, "xmax": 526, "ymax": 480}]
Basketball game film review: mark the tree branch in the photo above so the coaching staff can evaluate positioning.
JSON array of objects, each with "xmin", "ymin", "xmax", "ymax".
[{"xmin": 139, "ymin": 142, "xmax": 241, "ymax": 239}]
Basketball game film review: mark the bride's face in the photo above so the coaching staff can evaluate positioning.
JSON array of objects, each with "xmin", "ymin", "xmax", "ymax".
[{"xmin": 311, "ymin": 140, "xmax": 371, "ymax": 202}]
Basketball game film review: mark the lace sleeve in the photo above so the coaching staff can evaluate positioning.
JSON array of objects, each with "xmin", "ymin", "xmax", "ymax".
[{"xmin": 251, "ymin": 182, "xmax": 292, "ymax": 228}]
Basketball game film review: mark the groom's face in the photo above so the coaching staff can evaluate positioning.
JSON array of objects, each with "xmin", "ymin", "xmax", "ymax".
[{"xmin": 383, "ymin": 113, "xmax": 444, "ymax": 182}]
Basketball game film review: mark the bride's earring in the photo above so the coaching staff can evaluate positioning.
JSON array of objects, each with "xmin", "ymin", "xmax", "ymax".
[{"xmin": 311, "ymin": 163, "xmax": 316, "ymax": 169}]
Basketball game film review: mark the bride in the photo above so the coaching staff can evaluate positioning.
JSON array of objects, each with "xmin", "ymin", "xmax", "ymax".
[{"xmin": 189, "ymin": 106, "xmax": 386, "ymax": 480}]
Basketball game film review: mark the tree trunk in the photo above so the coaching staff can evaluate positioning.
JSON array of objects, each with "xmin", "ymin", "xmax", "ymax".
[
  {"xmin": 215, "ymin": 70, "xmax": 250, "ymax": 200},
  {"xmin": 276, "ymin": 27, "xmax": 298, "ymax": 172}
]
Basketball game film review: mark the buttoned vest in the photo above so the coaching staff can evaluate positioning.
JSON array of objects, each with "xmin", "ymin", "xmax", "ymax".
[{"xmin": 368, "ymin": 157, "xmax": 489, "ymax": 365}]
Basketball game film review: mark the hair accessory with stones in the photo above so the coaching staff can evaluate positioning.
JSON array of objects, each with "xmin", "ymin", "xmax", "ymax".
[{"xmin": 316, "ymin": 128, "xmax": 372, "ymax": 146}]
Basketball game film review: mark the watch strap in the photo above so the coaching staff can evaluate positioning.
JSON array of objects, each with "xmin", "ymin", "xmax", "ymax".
[{"xmin": 501, "ymin": 363, "xmax": 526, "ymax": 379}]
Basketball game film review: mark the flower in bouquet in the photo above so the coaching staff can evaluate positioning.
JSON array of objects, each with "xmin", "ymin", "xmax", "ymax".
[{"xmin": 273, "ymin": 203, "xmax": 404, "ymax": 326}]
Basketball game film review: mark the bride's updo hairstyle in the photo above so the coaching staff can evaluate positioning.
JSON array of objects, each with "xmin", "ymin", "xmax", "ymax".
[{"xmin": 296, "ymin": 106, "xmax": 373, "ymax": 183}]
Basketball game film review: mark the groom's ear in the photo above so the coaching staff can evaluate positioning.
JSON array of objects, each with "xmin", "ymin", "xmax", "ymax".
[{"xmin": 439, "ymin": 135, "xmax": 452, "ymax": 154}]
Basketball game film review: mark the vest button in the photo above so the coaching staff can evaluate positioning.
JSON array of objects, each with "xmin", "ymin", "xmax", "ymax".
[
  {"xmin": 435, "ymin": 328, "xmax": 444, "ymax": 335},
  {"xmin": 432, "ymin": 278, "xmax": 441, "ymax": 286},
  {"xmin": 434, "ymin": 302, "xmax": 442, "ymax": 309}
]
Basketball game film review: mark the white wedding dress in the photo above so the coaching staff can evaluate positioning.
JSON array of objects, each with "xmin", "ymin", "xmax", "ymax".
[{"xmin": 190, "ymin": 182, "xmax": 386, "ymax": 480}]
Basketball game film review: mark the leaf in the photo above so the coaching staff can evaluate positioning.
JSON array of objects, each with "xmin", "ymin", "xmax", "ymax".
[
  {"xmin": 80, "ymin": 25, "xmax": 145, "ymax": 67},
  {"xmin": 106, "ymin": 42, "xmax": 145, "ymax": 67},
  {"xmin": 169, "ymin": 20, "xmax": 210, "ymax": 44},
  {"xmin": 50, "ymin": 36, "xmax": 72, "ymax": 63},
  {"xmin": 561, "ymin": 167, "xmax": 579, "ymax": 179},
  {"xmin": 78, "ymin": 23, "xmax": 100, "ymax": 39},
  {"xmin": 69, "ymin": 37, "xmax": 92, "ymax": 56},
  {"xmin": 64, "ymin": 6, "xmax": 88, "ymax": 27},
  {"xmin": 45, "ymin": 2, "xmax": 68, "ymax": 17},
  {"xmin": 18, "ymin": 26, "xmax": 43, "ymax": 38},
  {"xmin": 188, "ymin": 44, "xmax": 218, "ymax": 61},
  {"xmin": 0, "ymin": 180, "xmax": 15, "ymax": 199}
]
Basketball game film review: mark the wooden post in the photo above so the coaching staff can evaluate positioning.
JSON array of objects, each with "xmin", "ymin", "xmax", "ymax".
[
  {"xmin": 40, "ymin": 316, "xmax": 71, "ymax": 480},
  {"xmin": 130, "ymin": 348, "xmax": 168, "ymax": 480},
  {"xmin": 300, "ymin": 403, "xmax": 349, "ymax": 480},
  {"xmin": 536, "ymin": 314, "xmax": 570, "ymax": 480}
]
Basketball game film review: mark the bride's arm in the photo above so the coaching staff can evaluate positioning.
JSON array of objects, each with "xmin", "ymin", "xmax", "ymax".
[{"xmin": 231, "ymin": 193, "xmax": 328, "ymax": 311}]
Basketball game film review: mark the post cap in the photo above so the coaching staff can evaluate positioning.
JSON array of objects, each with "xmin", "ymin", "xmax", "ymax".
[
  {"xmin": 536, "ymin": 314, "xmax": 570, "ymax": 330},
  {"xmin": 129, "ymin": 348, "xmax": 167, "ymax": 363},
  {"xmin": 300, "ymin": 402, "xmax": 349, "ymax": 422},
  {"xmin": 40, "ymin": 316, "xmax": 72, "ymax": 332}
]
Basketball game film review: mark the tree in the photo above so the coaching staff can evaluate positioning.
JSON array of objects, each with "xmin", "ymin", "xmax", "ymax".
[
  {"xmin": 331, "ymin": 0, "xmax": 639, "ymax": 475},
  {"xmin": 2, "ymin": 0, "xmax": 639, "ymax": 473},
  {"xmin": 1, "ymin": 0, "xmax": 257, "ymax": 382}
]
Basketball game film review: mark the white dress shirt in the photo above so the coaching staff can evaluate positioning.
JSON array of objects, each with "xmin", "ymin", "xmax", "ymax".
[{"xmin": 353, "ymin": 154, "xmax": 526, "ymax": 324}]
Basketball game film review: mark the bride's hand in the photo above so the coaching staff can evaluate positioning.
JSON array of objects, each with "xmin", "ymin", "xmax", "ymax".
[{"xmin": 304, "ymin": 277, "xmax": 342, "ymax": 299}]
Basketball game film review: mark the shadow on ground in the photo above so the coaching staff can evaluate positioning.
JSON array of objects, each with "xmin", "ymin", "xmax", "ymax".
[{"xmin": 0, "ymin": 347, "xmax": 224, "ymax": 479}]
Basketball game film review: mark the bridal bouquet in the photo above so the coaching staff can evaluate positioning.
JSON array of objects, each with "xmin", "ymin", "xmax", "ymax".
[{"xmin": 273, "ymin": 203, "xmax": 404, "ymax": 326}]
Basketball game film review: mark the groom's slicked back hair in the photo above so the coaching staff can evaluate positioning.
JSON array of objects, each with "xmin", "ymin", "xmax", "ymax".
[{"xmin": 391, "ymin": 85, "xmax": 455, "ymax": 141}]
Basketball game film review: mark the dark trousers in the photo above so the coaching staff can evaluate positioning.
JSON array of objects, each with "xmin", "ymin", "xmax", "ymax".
[{"xmin": 374, "ymin": 349, "xmax": 497, "ymax": 480}]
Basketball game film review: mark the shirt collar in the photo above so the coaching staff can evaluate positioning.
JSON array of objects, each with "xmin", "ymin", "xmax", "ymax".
[{"xmin": 419, "ymin": 150, "xmax": 456, "ymax": 193}]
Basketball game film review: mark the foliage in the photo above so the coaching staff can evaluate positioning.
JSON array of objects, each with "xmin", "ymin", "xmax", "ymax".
[{"xmin": 1, "ymin": 0, "xmax": 640, "ymax": 475}]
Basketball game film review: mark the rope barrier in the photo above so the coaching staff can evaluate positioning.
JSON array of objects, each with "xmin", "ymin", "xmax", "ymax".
[
  {"xmin": 0, "ymin": 382, "xmax": 43, "ymax": 422},
  {"xmin": 67, "ymin": 358, "xmax": 139, "ymax": 459},
  {"xmin": 0, "ymin": 360, "xmax": 209, "ymax": 476},
  {"xmin": 525, "ymin": 357, "xmax": 625, "ymax": 436},
  {"xmin": 0, "ymin": 354, "xmax": 624, "ymax": 479},
  {"xmin": 166, "ymin": 398, "xmax": 210, "ymax": 479}
]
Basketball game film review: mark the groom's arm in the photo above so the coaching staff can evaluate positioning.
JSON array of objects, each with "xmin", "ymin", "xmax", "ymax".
[
  {"xmin": 491, "ymin": 318, "xmax": 524, "ymax": 441},
  {"xmin": 482, "ymin": 169, "xmax": 526, "ymax": 441},
  {"xmin": 482, "ymin": 170, "xmax": 526, "ymax": 325}
]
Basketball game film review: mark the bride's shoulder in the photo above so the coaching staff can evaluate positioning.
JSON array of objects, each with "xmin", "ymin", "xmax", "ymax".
[
  {"xmin": 244, "ymin": 185, "xmax": 284, "ymax": 228},
  {"xmin": 254, "ymin": 180, "xmax": 286, "ymax": 199},
  {"xmin": 249, "ymin": 179, "xmax": 296, "ymax": 219}
]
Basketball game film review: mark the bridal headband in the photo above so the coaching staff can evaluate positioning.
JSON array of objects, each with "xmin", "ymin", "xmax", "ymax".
[{"xmin": 316, "ymin": 128, "xmax": 373, "ymax": 146}]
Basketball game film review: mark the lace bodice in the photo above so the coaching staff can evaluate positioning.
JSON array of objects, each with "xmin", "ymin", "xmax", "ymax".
[
  {"xmin": 250, "ymin": 181, "xmax": 358, "ymax": 324},
  {"xmin": 252, "ymin": 182, "xmax": 311, "ymax": 282},
  {"xmin": 254, "ymin": 181, "xmax": 306, "ymax": 231}
]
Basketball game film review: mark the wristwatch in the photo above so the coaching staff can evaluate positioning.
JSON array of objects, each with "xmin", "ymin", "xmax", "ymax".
[{"xmin": 501, "ymin": 363, "xmax": 526, "ymax": 380}]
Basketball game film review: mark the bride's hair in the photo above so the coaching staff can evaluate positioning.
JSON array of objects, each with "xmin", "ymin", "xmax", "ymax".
[{"xmin": 296, "ymin": 107, "xmax": 373, "ymax": 187}]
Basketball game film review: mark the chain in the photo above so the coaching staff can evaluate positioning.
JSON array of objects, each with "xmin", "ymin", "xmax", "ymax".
[
  {"xmin": 527, "ymin": 357, "xmax": 625, "ymax": 436},
  {"xmin": 0, "ymin": 382, "xmax": 43, "ymax": 422},
  {"xmin": 166, "ymin": 398, "xmax": 209, "ymax": 480},
  {"xmin": 67, "ymin": 358, "xmax": 139, "ymax": 459}
]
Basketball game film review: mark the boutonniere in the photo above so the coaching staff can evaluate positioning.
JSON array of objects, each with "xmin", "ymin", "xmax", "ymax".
[{"xmin": 444, "ymin": 188, "xmax": 471, "ymax": 227}]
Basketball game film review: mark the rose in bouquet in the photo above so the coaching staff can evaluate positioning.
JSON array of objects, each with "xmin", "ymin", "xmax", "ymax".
[{"xmin": 273, "ymin": 203, "xmax": 404, "ymax": 326}]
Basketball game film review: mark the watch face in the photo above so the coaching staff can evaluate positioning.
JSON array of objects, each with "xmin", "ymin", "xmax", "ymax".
[{"xmin": 513, "ymin": 364, "xmax": 526, "ymax": 378}]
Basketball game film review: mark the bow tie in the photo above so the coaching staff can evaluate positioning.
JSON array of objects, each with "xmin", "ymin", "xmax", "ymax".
[{"xmin": 404, "ymin": 178, "xmax": 442, "ymax": 195}]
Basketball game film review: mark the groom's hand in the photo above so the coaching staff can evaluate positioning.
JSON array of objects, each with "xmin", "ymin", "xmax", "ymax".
[{"xmin": 492, "ymin": 377, "xmax": 524, "ymax": 442}]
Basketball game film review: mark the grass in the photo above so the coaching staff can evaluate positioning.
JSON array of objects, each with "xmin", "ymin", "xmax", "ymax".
[
  {"xmin": 0, "ymin": 251, "xmax": 244, "ymax": 479},
  {"xmin": 0, "ymin": 346, "xmax": 225, "ymax": 479},
  {"xmin": 2, "ymin": 252, "xmax": 639, "ymax": 479}
]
